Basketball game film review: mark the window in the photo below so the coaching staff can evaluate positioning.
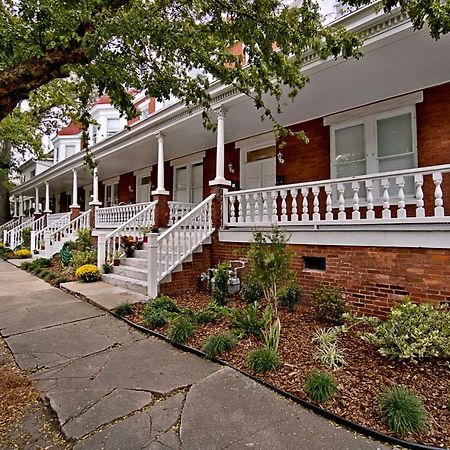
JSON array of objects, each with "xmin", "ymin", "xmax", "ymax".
[
  {"xmin": 106, "ymin": 118, "xmax": 120, "ymax": 137},
  {"xmin": 331, "ymin": 106, "xmax": 417, "ymax": 197},
  {"xmin": 173, "ymin": 162, "xmax": 203, "ymax": 203},
  {"xmin": 30, "ymin": 169, "xmax": 36, "ymax": 179},
  {"xmin": 104, "ymin": 179, "xmax": 119, "ymax": 206},
  {"xmin": 65, "ymin": 144, "xmax": 76, "ymax": 157},
  {"xmin": 92, "ymin": 126, "xmax": 98, "ymax": 144}
]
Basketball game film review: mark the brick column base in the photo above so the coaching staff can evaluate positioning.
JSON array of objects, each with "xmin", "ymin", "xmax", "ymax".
[
  {"xmin": 70, "ymin": 207, "xmax": 80, "ymax": 221},
  {"xmin": 33, "ymin": 213, "xmax": 42, "ymax": 220},
  {"xmin": 209, "ymin": 185, "xmax": 227, "ymax": 230},
  {"xmin": 153, "ymin": 194, "xmax": 170, "ymax": 228}
]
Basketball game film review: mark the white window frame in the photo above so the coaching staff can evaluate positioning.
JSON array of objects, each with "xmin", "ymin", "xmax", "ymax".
[
  {"xmin": 172, "ymin": 159, "xmax": 203, "ymax": 204},
  {"xmin": 106, "ymin": 118, "xmax": 120, "ymax": 137},
  {"xmin": 134, "ymin": 167, "xmax": 152, "ymax": 203},
  {"xmin": 103, "ymin": 177, "xmax": 119, "ymax": 206}
]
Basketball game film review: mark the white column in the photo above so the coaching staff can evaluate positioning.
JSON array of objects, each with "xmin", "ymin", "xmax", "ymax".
[
  {"xmin": 89, "ymin": 167, "xmax": 102, "ymax": 206},
  {"xmin": 44, "ymin": 182, "xmax": 51, "ymax": 213},
  {"xmin": 151, "ymin": 132, "xmax": 169, "ymax": 195},
  {"xmin": 34, "ymin": 186, "xmax": 41, "ymax": 214},
  {"xmin": 19, "ymin": 195, "xmax": 24, "ymax": 217},
  {"xmin": 209, "ymin": 105, "xmax": 231, "ymax": 186},
  {"xmin": 70, "ymin": 169, "xmax": 80, "ymax": 208},
  {"xmin": 13, "ymin": 197, "xmax": 18, "ymax": 217}
]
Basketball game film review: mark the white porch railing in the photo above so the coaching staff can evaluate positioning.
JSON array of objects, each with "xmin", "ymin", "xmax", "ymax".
[
  {"xmin": 0, "ymin": 218, "xmax": 21, "ymax": 239},
  {"xmin": 95, "ymin": 202, "xmax": 153, "ymax": 229},
  {"xmin": 223, "ymin": 164, "xmax": 450, "ymax": 227},
  {"xmin": 31, "ymin": 213, "xmax": 71, "ymax": 253},
  {"xmin": 98, "ymin": 201, "xmax": 157, "ymax": 265},
  {"xmin": 4, "ymin": 218, "xmax": 33, "ymax": 249},
  {"xmin": 44, "ymin": 210, "xmax": 91, "ymax": 258},
  {"xmin": 168, "ymin": 201, "xmax": 196, "ymax": 225},
  {"xmin": 147, "ymin": 194, "xmax": 215, "ymax": 296}
]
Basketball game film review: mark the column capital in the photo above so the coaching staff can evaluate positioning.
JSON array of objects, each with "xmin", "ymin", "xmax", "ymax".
[
  {"xmin": 154, "ymin": 131, "xmax": 165, "ymax": 142},
  {"xmin": 213, "ymin": 105, "xmax": 227, "ymax": 119}
]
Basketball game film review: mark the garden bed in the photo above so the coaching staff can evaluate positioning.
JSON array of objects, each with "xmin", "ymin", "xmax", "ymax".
[{"xmin": 124, "ymin": 291, "xmax": 450, "ymax": 449}]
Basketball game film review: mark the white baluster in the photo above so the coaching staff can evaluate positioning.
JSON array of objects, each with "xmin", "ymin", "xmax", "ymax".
[
  {"xmin": 433, "ymin": 171, "xmax": 444, "ymax": 217},
  {"xmin": 280, "ymin": 190, "xmax": 288, "ymax": 222},
  {"xmin": 290, "ymin": 189, "xmax": 298, "ymax": 222},
  {"xmin": 351, "ymin": 181, "xmax": 360, "ymax": 220},
  {"xmin": 229, "ymin": 195, "xmax": 236, "ymax": 223},
  {"xmin": 312, "ymin": 186, "xmax": 320, "ymax": 221},
  {"xmin": 381, "ymin": 178, "xmax": 391, "ymax": 220},
  {"xmin": 325, "ymin": 185, "xmax": 333, "ymax": 221},
  {"xmin": 262, "ymin": 192, "xmax": 269, "ymax": 223},
  {"xmin": 301, "ymin": 187, "xmax": 309, "ymax": 222},
  {"xmin": 245, "ymin": 194, "xmax": 251, "ymax": 222},
  {"xmin": 337, "ymin": 183, "xmax": 346, "ymax": 221},
  {"xmin": 396, "ymin": 175, "xmax": 406, "ymax": 219},
  {"xmin": 414, "ymin": 174, "xmax": 425, "ymax": 218},
  {"xmin": 271, "ymin": 190, "xmax": 278, "ymax": 223},
  {"xmin": 366, "ymin": 180, "xmax": 375, "ymax": 220},
  {"xmin": 237, "ymin": 194, "xmax": 244, "ymax": 223},
  {"xmin": 253, "ymin": 192, "xmax": 260, "ymax": 222}
]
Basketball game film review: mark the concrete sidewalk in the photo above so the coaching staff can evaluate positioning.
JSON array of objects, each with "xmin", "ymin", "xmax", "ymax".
[{"xmin": 0, "ymin": 260, "xmax": 388, "ymax": 449}]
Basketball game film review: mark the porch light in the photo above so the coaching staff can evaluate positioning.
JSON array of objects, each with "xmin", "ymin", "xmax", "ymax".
[
  {"xmin": 277, "ymin": 151, "xmax": 285, "ymax": 164},
  {"xmin": 228, "ymin": 162, "xmax": 235, "ymax": 173}
]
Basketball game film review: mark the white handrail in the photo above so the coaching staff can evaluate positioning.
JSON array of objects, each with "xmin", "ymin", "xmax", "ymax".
[
  {"xmin": 156, "ymin": 194, "xmax": 215, "ymax": 282},
  {"xmin": 1, "ymin": 218, "xmax": 21, "ymax": 243},
  {"xmin": 4, "ymin": 218, "xmax": 33, "ymax": 249},
  {"xmin": 224, "ymin": 164, "xmax": 450, "ymax": 226},
  {"xmin": 168, "ymin": 201, "xmax": 196, "ymax": 225},
  {"xmin": 99, "ymin": 200, "xmax": 157, "ymax": 266},
  {"xmin": 44, "ymin": 210, "xmax": 91, "ymax": 258},
  {"xmin": 31, "ymin": 213, "xmax": 71, "ymax": 253},
  {"xmin": 95, "ymin": 202, "xmax": 153, "ymax": 228}
]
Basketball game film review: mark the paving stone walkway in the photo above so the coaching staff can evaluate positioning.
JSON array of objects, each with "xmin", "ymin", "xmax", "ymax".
[{"xmin": 0, "ymin": 260, "xmax": 389, "ymax": 450}]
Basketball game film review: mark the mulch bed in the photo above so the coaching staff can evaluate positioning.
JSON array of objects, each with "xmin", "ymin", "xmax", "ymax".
[{"xmin": 125, "ymin": 291, "xmax": 450, "ymax": 448}]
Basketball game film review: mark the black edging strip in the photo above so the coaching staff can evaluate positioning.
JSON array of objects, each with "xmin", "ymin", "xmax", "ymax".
[{"xmin": 112, "ymin": 312, "xmax": 445, "ymax": 450}]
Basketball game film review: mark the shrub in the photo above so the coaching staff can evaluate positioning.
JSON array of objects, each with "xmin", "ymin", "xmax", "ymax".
[
  {"xmin": 240, "ymin": 275, "xmax": 263, "ymax": 304},
  {"xmin": 247, "ymin": 347, "xmax": 280, "ymax": 372},
  {"xmin": 304, "ymin": 371, "xmax": 338, "ymax": 403},
  {"xmin": 312, "ymin": 285, "xmax": 349, "ymax": 324},
  {"xmin": 360, "ymin": 298, "xmax": 450, "ymax": 361},
  {"xmin": 148, "ymin": 295, "xmax": 179, "ymax": 313},
  {"xmin": 195, "ymin": 304, "xmax": 227, "ymax": 324},
  {"xmin": 143, "ymin": 308, "xmax": 168, "ymax": 328},
  {"xmin": 102, "ymin": 263, "xmax": 113, "ymax": 274},
  {"xmin": 312, "ymin": 327, "xmax": 340, "ymax": 346},
  {"xmin": 21, "ymin": 261, "xmax": 33, "ymax": 271},
  {"xmin": 21, "ymin": 227, "xmax": 31, "ymax": 248},
  {"xmin": 278, "ymin": 280, "xmax": 303, "ymax": 311},
  {"xmin": 34, "ymin": 257, "xmax": 52, "ymax": 268},
  {"xmin": 60, "ymin": 241, "xmax": 76, "ymax": 266},
  {"xmin": 75, "ymin": 264, "xmax": 101, "ymax": 282},
  {"xmin": 76, "ymin": 228, "xmax": 92, "ymax": 251},
  {"xmin": 168, "ymin": 316, "xmax": 196, "ymax": 345},
  {"xmin": 202, "ymin": 332, "xmax": 237, "ymax": 359},
  {"xmin": 315, "ymin": 342, "xmax": 346, "ymax": 370},
  {"xmin": 378, "ymin": 385, "xmax": 427, "ymax": 435},
  {"xmin": 70, "ymin": 250, "xmax": 97, "ymax": 269},
  {"xmin": 230, "ymin": 302, "xmax": 269, "ymax": 338},
  {"xmin": 212, "ymin": 261, "xmax": 230, "ymax": 306},
  {"xmin": 14, "ymin": 249, "xmax": 32, "ymax": 259},
  {"xmin": 115, "ymin": 302, "xmax": 133, "ymax": 316},
  {"xmin": 43, "ymin": 271, "xmax": 57, "ymax": 281}
]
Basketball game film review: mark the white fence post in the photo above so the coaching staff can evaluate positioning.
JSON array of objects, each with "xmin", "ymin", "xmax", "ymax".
[
  {"xmin": 147, "ymin": 233, "xmax": 159, "ymax": 298},
  {"xmin": 97, "ymin": 233, "xmax": 106, "ymax": 273},
  {"xmin": 30, "ymin": 231, "xmax": 37, "ymax": 253},
  {"xmin": 44, "ymin": 231, "xmax": 51, "ymax": 258}
]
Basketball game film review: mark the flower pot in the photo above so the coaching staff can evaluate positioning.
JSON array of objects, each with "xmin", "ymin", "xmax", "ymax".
[
  {"xmin": 113, "ymin": 259, "xmax": 120, "ymax": 266},
  {"xmin": 125, "ymin": 250, "xmax": 134, "ymax": 258},
  {"xmin": 143, "ymin": 236, "xmax": 148, "ymax": 243}
]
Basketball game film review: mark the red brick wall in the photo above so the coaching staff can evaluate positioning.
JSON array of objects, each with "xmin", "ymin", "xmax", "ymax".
[
  {"xmin": 118, "ymin": 171, "xmax": 136, "ymax": 203},
  {"xmin": 206, "ymin": 240, "xmax": 450, "ymax": 317}
]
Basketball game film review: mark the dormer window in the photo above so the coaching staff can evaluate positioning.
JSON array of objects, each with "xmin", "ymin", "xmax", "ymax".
[
  {"xmin": 30, "ymin": 169, "xmax": 35, "ymax": 179},
  {"xmin": 107, "ymin": 118, "xmax": 120, "ymax": 137}
]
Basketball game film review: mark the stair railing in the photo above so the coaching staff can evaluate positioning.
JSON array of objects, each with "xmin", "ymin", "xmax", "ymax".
[
  {"xmin": 31, "ymin": 212, "xmax": 71, "ymax": 253},
  {"xmin": 4, "ymin": 217, "xmax": 33, "ymax": 249}
]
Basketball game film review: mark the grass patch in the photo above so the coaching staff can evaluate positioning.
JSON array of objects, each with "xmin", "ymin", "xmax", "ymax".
[
  {"xmin": 202, "ymin": 332, "xmax": 237, "ymax": 359},
  {"xmin": 304, "ymin": 370, "xmax": 338, "ymax": 404},
  {"xmin": 247, "ymin": 347, "xmax": 280, "ymax": 372}
]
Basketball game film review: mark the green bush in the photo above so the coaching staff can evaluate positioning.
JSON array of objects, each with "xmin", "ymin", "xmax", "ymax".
[
  {"xmin": 360, "ymin": 298, "xmax": 450, "ymax": 361},
  {"xmin": 20, "ymin": 261, "xmax": 33, "ymax": 271},
  {"xmin": 168, "ymin": 316, "xmax": 196, "ymax": 345},
  {"xmin": 70, "ymin": 250, "xmax": 97, "ymax": 269},
  {"xmin": 43, "ymin": 271, "xmax": 57, "ymax": 281},
  {"xmin": 60, "ymin": 241, "xmax": 76, "ymax": 266},
  {"xmin": 202, "ymin": 332, "xmax": 237, "ymax": 359},
  {"xmin": 247, "ymin": 347, "xmax": 280, "ymax": 372},
  {"xmin": 115, "ymin": 302, "xmax": 133, "ymax": 316},
  {"xmin": 21, "ymin": 227, "xmax": 31, "ymax": 248},
  {"xmin": 76, "ymin": 228, "xmax": 92, "ymax": 251},
  {"xmin": 143, "ymin": 308, "xmax": 168, "ymax": 328},
  {"xmin": 230, "ymin": 302, "xmax": 269, "ymax": 338},
  {"xmin": 34, "ymin": 258, "xmax": 52, "ymax": 268},
  {"xmin": 312, "ymin": 285, "xmax": 349, "ymax": 324},
  {"xmin": 304, "ymin": 371, "xmax": 338, "ymax": 403},
  {"xmin": 212, "ymin": 261, "xmax": 230, "ymax": 306},
  {"xmin": 378, "ymin": 385, "xmax": 427, "ymax": 435},
  {"xmin": 195, "ymin": 304, "xmax": 227, "ymax": 324},
  {"xmin": 148, "ymin": 295, "xmax": 179, "ymax": 313},
  {"xmin": 278, "ymin": 280, "xmax": 303, "ymax": 311},
  {"xmin": 241, "ymin": 275, "xmax": 263, "ymax": 304}
]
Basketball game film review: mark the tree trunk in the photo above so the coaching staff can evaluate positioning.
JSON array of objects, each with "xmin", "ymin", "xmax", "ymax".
[{"xmin": 0, "ymin": 142, "xmax": 12, "ymax": 225}]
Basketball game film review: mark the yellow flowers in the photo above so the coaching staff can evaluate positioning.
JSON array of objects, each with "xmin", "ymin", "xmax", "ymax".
[
  {"xmin": 75, "ymin": 264, "xmax": 101, "ymax": 282},
  {"xmin": 14, "ymin": 249, "xmax": 32, "ymax": 259}
]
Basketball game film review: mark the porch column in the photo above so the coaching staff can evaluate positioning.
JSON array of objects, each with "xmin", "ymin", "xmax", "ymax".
[
  {"xmin": 19, "ymin": 195, "xmax": 24, "ymax": 217},
  {"xmin": 34, "ymin": 186, "xmax": 41, "ymax": 218},
  {"xmin": 89, "ymin": 166, "xmax": 102, "ymax": 228},
  {"xmin": 44, "ymin": 182, "xmax": 52, "ymax": 214},
  {"xmin": 13, "ymin": 196, "xmax": 18, "ymax": 218},
  {"xmin": 70, "ymin": 169, "xmax": 80, "ymax": 220},
  {"xmin": 151, "ymin": 132, "xmax": 170, "ymax": 228},
  {"xmin": 209, "ymin": 105, "xmax": 231, "ymax": 187}
]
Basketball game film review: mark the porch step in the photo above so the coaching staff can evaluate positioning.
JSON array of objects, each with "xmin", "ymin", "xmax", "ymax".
[
  {"xmin": 101, "ymin": 273, "xmax": 147, "ymax": 296},
  {"xmin": 119, "ymin": 257, "xmax": 147, "ymax": 269},
  {"xmin": 113, "ymin": 265, "xmax": 147, "ymax": 282}
]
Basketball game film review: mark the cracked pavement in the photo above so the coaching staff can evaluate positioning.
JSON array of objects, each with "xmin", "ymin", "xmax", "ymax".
[{"xmin": 0, "ymin": 260, "xmax": 389, "ymax": 449}]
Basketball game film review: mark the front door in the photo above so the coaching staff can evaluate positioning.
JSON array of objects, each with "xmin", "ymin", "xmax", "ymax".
[
  {"xmin": 174, "ymin": 162, "xmax": 203, "ymax": 203},
  {"xmin": 136, "ymin": 174, "xmax": 152, "ymax": 203}
]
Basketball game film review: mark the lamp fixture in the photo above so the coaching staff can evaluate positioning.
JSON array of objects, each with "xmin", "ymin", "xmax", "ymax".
[
  {"xmin": 228, "ymin": 162, "xmax": 235, "ymax": 173},
  {"xmin": 277, "ymin": 152, "xmax": 285, "ymax": 164}
]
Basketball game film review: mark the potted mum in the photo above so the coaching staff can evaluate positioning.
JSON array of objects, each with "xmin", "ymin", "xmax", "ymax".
[{"xmin": 121, "ymin": 236, "xmax": 136, "ymax": 257}]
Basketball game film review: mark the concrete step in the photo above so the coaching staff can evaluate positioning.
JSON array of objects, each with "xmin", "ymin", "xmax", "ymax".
[
  {"xmin": 113, "ymin": 265, "xmax": 147, "ymax": 282},
  {"xmin": 102, "ymin": 273, "xmax": 147, "ymax": 296},
  {"xmin": 120, "ymin": 257, "xmax": 147, "ymax": 269}
]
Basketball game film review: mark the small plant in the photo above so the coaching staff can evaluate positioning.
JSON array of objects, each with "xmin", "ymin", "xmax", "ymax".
[
  {"xmin": 212, "ymin": 261, "xmax": 230, "ymax": 306},
  {"xmin": 312, "ymin": 285, "xmax": 349, "ymax": 324},
  {"xmin": 312, "ymin": 327, "xmax": 340, "ymax": 346},
  {"xmin": 139, "ymin": 225, "xmax": 152, "ymax": 238},
  {"xmin": 102, "ymin": 262, "xmax": 113, "ymax": 274},
  {"xmin": 144, "ymin": 308, "xmax": 168, "ymax": 328},
  {"xmin": 378, "ymin": 385, "xmax": 427, "ymax": 436},
  {"xmin": 360, "ymin": 298, "xmax": 450, "ymax": 362},
  {"xmin": 21, "ymin": 261, "xmax": 33, "ymax": 270},
  {"xmin": 195, "ymin": 303, "xmax": 228, "ymax": 324},
  {"xmin": 168, "ymin": 316, "xmax": 196, "ymax": 345},
  {"xmin": 115, "ymin": 302, "xmax": 133, "ymax": 316},
  {"xmin": 304, "ymin": 370, "xmax": 338, "ymax": 403},
  {"xmin": 34, "ymin": 257, "xmax": 52, "ymax": 268},
  {"xmin": 75, "ymin": 264, "xmax": 101, "ymax": 282},
  {"xmin": 263, "ymin": 317, "xmax": 281, "ymax": 353},
  {"xmin": 70, "ymin": 250, "xmax": 97, "ymax": 269},
  {"xmin": 76, "ymin": 228, "xmax": 92, "ymax": 251},
  {"xmin": 315, "ymin": 342, "xmax": 346, "ymax": 370},
  {"xmin": 240, "ymin": 275, "xmax": 263, "ymax": 304},
  {"xmin": 60, "ymin": 241, "xmax": 76, "ymax": 266},
  {"xmin": 149, "ymin": 295, "xmax": 179, "ymax": 313},
  {"xmin": 21, "ymin": 227, "xmax": 32, "ymax": 248},
  {"xmin": 121, "ymin": 236, "xmax": 136, "ymax": 257},
  {"xmin": 13, "ymin": 248, "xmax": 32, "ymax": 259},
  {"xmin": 230, "ymin": 302, "xmax": 269, "ymax": 338},
  {"xmin": 202, "ymin": 332, "xmax": 237, "ymax": 359},
  {"xmin": 278, "ymin": 280, "xmax": 303, "ymax": 311},
  {"xmin": 247, "ymin": 347, "xmax": 280, "ymax": 372}
]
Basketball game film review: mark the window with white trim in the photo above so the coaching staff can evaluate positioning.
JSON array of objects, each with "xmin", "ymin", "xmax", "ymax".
[
  {"xmin": 330, "ymin": 106, "xmax": 417, "ymax": 197},
  {"xmin": 106, "ymin": 118, "xmax": 120, "ymax": 137},
  {"xmin": 104, "ymin": 179, "xmax": 119, "ymax": 206}
]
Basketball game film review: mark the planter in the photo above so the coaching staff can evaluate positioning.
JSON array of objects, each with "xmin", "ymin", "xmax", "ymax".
[
  {"xmin": 113, "ymin": 259, "xmax": 120, "ymax": 266},
  {"xmin": 124, "ymin": 250, "xmax": 135, "ymax": 258},
  {"xmin": 143, "ymin": 236, "xmax": 148, "ymax": 243}
]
